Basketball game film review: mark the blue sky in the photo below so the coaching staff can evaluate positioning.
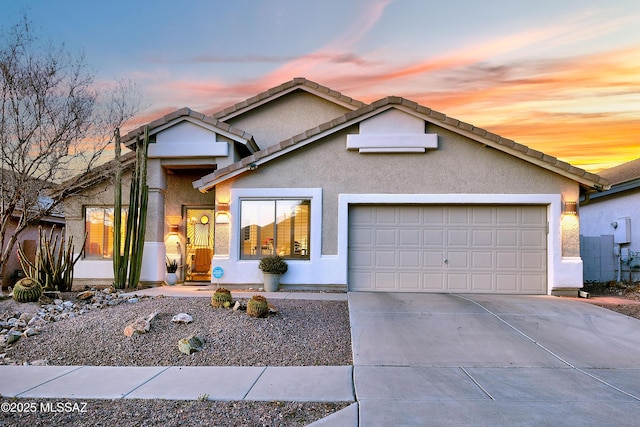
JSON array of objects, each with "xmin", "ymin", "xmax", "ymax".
[{"xmin": 2, "ymin": 0, "xmax": 639, "ymax": 172}]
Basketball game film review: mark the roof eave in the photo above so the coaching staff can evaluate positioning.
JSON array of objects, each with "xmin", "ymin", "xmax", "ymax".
[
  {"xmin": 121, "ymin": 108, "xmax": 255, "ymax": 151},
  {"xmin": 195, "ymin": 96, "xmax": 611, "ymax": 193}
]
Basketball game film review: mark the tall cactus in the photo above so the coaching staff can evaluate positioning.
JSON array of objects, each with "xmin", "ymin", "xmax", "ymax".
[
  {"xmin": 17, "ymin": 226, "xmax": 84, "ymax": 292},
  {"xmin": 113, "ymin": 126, "xmax": 149, "ymax": 289}
]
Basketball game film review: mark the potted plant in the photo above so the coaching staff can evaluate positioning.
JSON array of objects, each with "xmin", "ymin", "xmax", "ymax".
[
  {"xmin": 165, "ymin": 257, "xmax": 179, "ymax": 286},
  {"xmin": 258, "ymin": 255, "xmax": 288, "ymax": 292}
]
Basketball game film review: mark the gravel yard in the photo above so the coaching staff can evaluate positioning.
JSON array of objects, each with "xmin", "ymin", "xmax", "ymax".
[
  {"xmin": 0, "ymin": 290, "xmax": 353, "ymax": 426},
  {"xmin": 4, "ymin": 294, "xmax": 352, "ymax": 367}
]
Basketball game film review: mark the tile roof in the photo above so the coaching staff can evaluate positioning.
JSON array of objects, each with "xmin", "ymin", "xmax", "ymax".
[
  {"xmin": 211, "ymin": 77, "xmax": 366, "ymax": 121},
  {"xmin": 121, "ymin": 107, "xmax": 257, "ymax": 151},
  {"xmin": 52, "ymin": 151, "xmax": 137, "ymax": 199},
  {"xmin": 598, "ymin": 157, "xmax": 640, "ymax": 185},
  {"xmin": 195, "ymin": 96, "xmax": 609, "ymax": 192}
]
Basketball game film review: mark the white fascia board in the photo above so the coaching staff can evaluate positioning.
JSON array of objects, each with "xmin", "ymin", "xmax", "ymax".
[
  {"xmin": 149, "ymin": 141, "xmax": 229, "ymax": 158},
  {"xmin": 150, "ymin": 117, "xmax": 250, "ymax": 145}
]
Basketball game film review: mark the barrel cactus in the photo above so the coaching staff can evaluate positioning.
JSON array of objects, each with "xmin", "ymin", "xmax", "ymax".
[
  {"xmin": 12, "ymin": 278, "xmax": 43, "ymax": 303},
  {"xmin": 247, "ymin": 295, "xmax": 269, "ymax": 318},
  {"xmin": 211, "ymin": 288, "xmax": 233, "ymax": 308}
]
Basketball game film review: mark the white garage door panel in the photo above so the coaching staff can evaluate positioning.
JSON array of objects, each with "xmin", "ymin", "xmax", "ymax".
[{"xmin": 348, "ymin": 205, "xmax": 547, "ymax": 294}]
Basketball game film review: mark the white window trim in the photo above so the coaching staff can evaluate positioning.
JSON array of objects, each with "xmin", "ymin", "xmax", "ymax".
[{"xmin": 230, "ymin": 188, "xmax": 322, "ymax": 262}]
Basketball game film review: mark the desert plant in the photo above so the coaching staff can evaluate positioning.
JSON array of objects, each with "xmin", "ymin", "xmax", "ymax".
[
  {"xmin": 12, "ymin": 277, "xmax": 43, "ymax": 303},
  {"xmin": 258, "ymin": 255, "xmax": 288, "ymax": 275},
  {"xmin": 211, "ymin": 287, "xmax": 232, "ymax": 308},
  {"xmin": 247, "ymin": 295, "xmax": 269, "ymax": 318},
  {"xmin": 113, "ymin": 126, "xmax": 149, "ymax": 289},
  {"xmin": 166, "ymin": 257, "xmax": 179, "ymax": 273},
  {"xmin": 17, "ymin": 226, "xmax": 85, "ymax": 292}
]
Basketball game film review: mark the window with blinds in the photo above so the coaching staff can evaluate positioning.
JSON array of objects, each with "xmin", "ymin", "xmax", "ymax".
[
  {"xmin": 240, "ymin": 199, "xmax": 310, "ymax": 260},
  {"xmin": 84, "ymin": 207, "xmax": 127, "ymax": 259}
]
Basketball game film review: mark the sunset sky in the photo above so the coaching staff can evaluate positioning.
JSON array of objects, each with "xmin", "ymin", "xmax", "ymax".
[{"xmin": 2, "ymin": 0, "xmax": 639, "ymax": 173}]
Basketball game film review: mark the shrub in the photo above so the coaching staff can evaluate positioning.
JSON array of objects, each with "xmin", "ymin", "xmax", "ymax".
[{"xmin": 258, "ymin": 255, "xmax": 288, "ymax": 275}]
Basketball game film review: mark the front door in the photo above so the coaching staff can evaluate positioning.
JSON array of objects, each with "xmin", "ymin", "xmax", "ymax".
[{"xmin": 185, "ymin": 208, "xmax": 215, "ymax": 282}]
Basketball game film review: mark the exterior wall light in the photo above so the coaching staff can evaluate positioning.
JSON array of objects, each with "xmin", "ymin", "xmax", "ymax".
[
  {"xmin": 169, "ymin": 224, "xmax": 179, "ymax": 235},
  {"xmin": 215, "ymin": 202, "xmax": 230, "ymax": 224},
  {"xmin": 563, "ymin": 201, "xmax": 578, "ymax": 216}
]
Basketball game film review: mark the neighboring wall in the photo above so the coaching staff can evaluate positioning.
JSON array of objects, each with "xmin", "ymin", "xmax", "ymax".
[
  {"xmin": 580, "ymin": 190, "xmax": 640, "ymax": 282},
  {"xmin": 1, "ymin": 219, "xmax": 63, "ymax": 289}
]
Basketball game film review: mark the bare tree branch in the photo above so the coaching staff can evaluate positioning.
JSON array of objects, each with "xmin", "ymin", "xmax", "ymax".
[{"xmin": 0, "ymin": 16, "xmax": 143, "ymax": 281}]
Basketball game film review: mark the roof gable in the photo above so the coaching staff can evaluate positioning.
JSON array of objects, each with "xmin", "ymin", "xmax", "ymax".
[
  {"xmin": 121, "ymin": 107, "xmax": 258, "ymax": 153},
  {"xmin": 194, "ymin": 96, "xmax": 609, "ymax": 192},
  {"xmin": 212, "ymin": 77, "xmax": 365, "ymax": 122}
]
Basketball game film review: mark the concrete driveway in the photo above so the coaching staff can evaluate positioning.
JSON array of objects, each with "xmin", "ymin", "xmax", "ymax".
[{"xmin": 348, "ymin": 293, "xmax": 640, "ymax": 426}]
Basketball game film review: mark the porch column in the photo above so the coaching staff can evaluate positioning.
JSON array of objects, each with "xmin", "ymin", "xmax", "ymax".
[{"xmin": 140, "ymin": 159, "xmax": 167, "ymax": 285}]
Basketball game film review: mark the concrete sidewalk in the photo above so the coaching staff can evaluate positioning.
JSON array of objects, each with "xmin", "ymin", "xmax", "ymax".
[{"xmin": 0, "ymin": 365, "xmax": 354, "ymax": 402}]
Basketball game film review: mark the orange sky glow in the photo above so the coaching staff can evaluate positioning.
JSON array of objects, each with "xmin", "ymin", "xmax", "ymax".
[{"xmin": 126, "ymin": 2, "xmax": 639, "ymax": 174}]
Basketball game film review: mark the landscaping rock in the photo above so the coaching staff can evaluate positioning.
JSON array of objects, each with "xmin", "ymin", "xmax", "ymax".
[
  {"xmin": 23, "ymin": 328, "xmax": 38, "ymax": 337},
  {"xmin": 171, "ymin": 313, "xmax": 193, "ymax": 324},
  {"xmin": 123, "ymin": 312, "xmax": 158, "ymax": 337},
  {"xmin": 77, "ymin": 291, "xmax": 94, "ymax": 300},
  {"xmin": 6, "ymin": 330, "xmax": 22, "ymax": 344},
  {"xmin": 19, "ymin": 312, "xmax": 33, "ymax": 322},
  {"xmin": 27, "ymin": 316, "xmax": 48, "ymax": 329},
  {"xmin": 1, "ymin": 288, "xmax": 158, "ymax": 363},
  {"xmin": 178, "ymin": 335, "xmax": 204, "ymax": 355}
]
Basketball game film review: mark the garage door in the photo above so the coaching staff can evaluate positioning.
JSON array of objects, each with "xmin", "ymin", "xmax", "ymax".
[{"xmin": 348, "ymin": 205, "xmax": 547, "ymax": 294}]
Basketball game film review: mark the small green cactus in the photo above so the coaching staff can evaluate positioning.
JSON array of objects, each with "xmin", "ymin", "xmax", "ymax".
[
  {"xmin": 247, "ymin": 295, "xmax": 268, "ymax": 318},
  {"xmin": 12, "ymin": 278, "xmax": 43, "ymax": 303},
  {"xmin": 211, "ymin": 287, "xmax": 232, "ymax": 308}
]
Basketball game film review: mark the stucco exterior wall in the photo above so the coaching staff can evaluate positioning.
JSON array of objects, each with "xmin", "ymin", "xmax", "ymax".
[
  {"xmin": 63, "ymin": 170, "xmax": 133, "ymax": 286},
  {"xmin": 231, "ymin": 123, "xmax": 580, "ymax": 255},
  {"xmin": 225, "ymin": 91, "xmax": 351, "ymax": 149}
]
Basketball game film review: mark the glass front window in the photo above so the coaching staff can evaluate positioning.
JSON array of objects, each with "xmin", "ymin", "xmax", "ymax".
[
  {"xmin": 84, "ymin": 207, "xmax": 126, "ymax": 259},
  {"xmin": 240, "ymin": 199, "xmax": 310, "ymax": 260}
]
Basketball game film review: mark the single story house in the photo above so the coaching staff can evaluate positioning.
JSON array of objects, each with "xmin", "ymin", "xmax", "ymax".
[
  {"xmin": 64, "ymin": 78, "xmax": 609, "ymax": 295},
  {"xmin": 580, "ymin": 157, "xmax": 640, "ymax": 283}
]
